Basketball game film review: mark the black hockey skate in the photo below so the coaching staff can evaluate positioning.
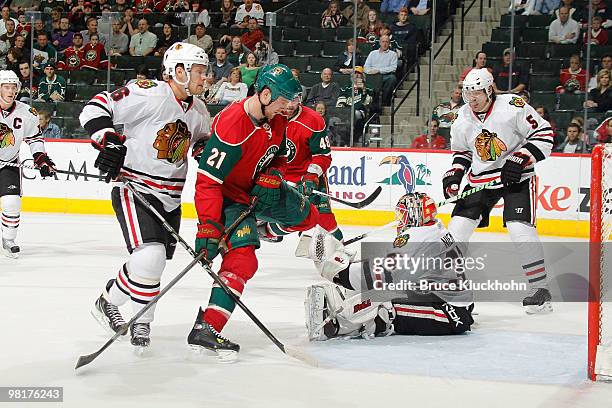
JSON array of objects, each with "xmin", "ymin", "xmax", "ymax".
[
  {"xmin": 131, "ymin": 323, "xmax": 150, "ymax": 355},
  {"xmin": 2, "ymin": 238, "xmax": 19, "ymax": 258},
  {"xmin": 91, "ymin": 280, "xmax": 127, "ymax": 336},
  {"xmin": 187, "ymin": 307, "xmax": 240, "ymax": 362},
  {"xmin": 522, "ymin": 288, "xmax": 553, "ymax": 314}
]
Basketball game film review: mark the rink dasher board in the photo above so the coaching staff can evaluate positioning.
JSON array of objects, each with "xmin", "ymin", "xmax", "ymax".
[{"xmin": 16, "ymin": 141, "xmax": 602, "ymax": 238}]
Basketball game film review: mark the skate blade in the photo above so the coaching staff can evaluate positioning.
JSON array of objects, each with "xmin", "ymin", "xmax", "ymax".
[
  {"xmin": 3, "ymin": 249, "xmax": 18, "ymax": 259},
  {"xmin": 524, "ymin": 301, "xmax": 553, "ymax": 315},
  {"xmin": 188, "ymin": 344, "xmax": 238, "ymax": 363},
  {"xmin": 90, "ymin": 307, "xmax": 126, "ymax": 340},
  {"xmin": 133, "ymin": 345, "xmax": 149, "ymax": 357}
]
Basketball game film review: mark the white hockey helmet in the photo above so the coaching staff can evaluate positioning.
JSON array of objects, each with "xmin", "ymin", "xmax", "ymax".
[
  {"xmin": 0, "ymin": 69, "xmax": 21, "ymax": 94},
  {"xmin": 462, "ymin": 68, "xmax": 493, "ymax": 104},
  {"xmin": 163, "ymin": 42, "xmax": 209, "ymax": 86}
]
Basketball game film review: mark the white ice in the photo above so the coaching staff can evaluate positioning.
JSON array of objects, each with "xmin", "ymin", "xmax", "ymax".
[{"xmin": 1, "ymin": 213, "xmax": 611, "ymax": 408}]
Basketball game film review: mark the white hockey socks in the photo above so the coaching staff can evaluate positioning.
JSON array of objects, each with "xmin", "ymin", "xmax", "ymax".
[
  {"xmin": 507, "ymin": 221, "xmax": 548, "ymax": 290},
  {"xmin": 1, "ymin": 195, "xmax": 20, "ymax": 241}
]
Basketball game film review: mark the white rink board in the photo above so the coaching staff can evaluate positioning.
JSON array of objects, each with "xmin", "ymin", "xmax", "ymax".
[{"xmin": 19, "ymin": 141, "xmax": 593, "ymax": 222}]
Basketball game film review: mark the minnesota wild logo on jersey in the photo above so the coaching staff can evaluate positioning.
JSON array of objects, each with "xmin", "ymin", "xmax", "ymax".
[
  {"xmin": 286, "ymin": 139, "xmax": 297, "ymax": 162},
  {"xmin": 475, "ymin": 129, "xmax": 507, "ymax": 161},
  {"xmin": 254, "ymin": 145, "xmax": 279, "ymax": 177},
  {"xmin": 0, "ymin": 123, "xmax": 15, "ymax": 148},
  {"xmin": 153, "ymin": 119, "xmax": 192, "ymax": 164}
]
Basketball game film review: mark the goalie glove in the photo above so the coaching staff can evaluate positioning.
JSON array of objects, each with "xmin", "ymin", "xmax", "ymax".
[
  {"xmin": 296, "ymin": 225, "xmax": 356, "ymax": 281},
  {"xmin": 32, "ymin": 152, "xmax": 56, "ymax": 177},
  {"xmin": 501, "ymin": 152, "xmax": 531, "ymax": 187},
  {"xmin": 442, "ymin": 167, "xmax": 464, "ymax": 199},
  {"xmin": 92, "ymin": 131, "xmax": 127, "ymax": 183}
]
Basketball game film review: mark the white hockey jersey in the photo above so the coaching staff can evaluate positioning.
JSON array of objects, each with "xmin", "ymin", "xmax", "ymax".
[
  {"xmin": 79, "ymin": 79, "xmax": 211, "ymax": 211},
  {"xmin": 0, "ymin": 101, "xmax": 44, "ymax": 163},
  {"xmin": 450, "ymin": 94, "xmax": 553, "ymax": 188}
]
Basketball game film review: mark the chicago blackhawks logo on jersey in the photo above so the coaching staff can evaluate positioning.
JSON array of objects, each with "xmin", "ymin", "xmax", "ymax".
[
  {"xmin": 0, "ymin": 123, "xmax": 15, "ymax": 149},
  {"xmin": 475, "ymin": 129, "xmax": 507, "ymax": 162},
  {"xmin": 286, "ymin": 139, "xmax": 297, "ymax": 163},
  {"xmin": 253, "ymin": 145, "xmax": 279, "ymax": 177},
  {"xmin": 136, "ymin": 79, "xmax": 157, "ymax": 89},
  {"xmin": 509, "ymin": 96, "xmax": 525, "ymax": 108},
  {"xmin": 153, "ymin": 119, "xmax": 192, "ymax": 164}
]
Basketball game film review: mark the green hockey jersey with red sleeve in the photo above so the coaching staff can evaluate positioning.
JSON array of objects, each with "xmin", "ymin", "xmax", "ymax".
[
  {"xmin": 195, "ymin": 98, "xmax": 289, "ymax": 225},
  {"xmin": 284, "ymin": 105, "xmax": 332, "ymax": 184}
]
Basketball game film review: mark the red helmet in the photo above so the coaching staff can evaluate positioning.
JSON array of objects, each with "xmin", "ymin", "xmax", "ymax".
[{"xmin": 395, "ymin": 193, "xmax": 438, "ymax": 234}]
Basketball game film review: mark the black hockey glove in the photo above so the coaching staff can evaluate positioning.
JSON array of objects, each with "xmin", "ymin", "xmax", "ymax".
[
  {"xmin": 500, "ymin": 152, "xmax": 531, "ymax": 187},
  {"xmin": 92, "ymin": 132, "xmax": 127, "ymax": 183},
  {"xmin": 33, "ymin": 152, "xmax": 56, "ymax": 178},
  {"xmin": 192, "ymin": 138, "xmax": 207, "ymax": 163},
  {"xmin": 442, "ymin": 167, "xmax": 464, "ymax": 199}
]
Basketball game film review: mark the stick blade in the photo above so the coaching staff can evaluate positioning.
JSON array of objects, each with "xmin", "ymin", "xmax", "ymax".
[
  {"xmin": 284, "ymin": 345, "xmax": 321, "ymax": 368},
  {"xmin": 75, "ymin": 351, "xmax": 100, "ymax": 370},
  {"xmin": 354, "ymin": 186, "xmax": 382, "ymax": 209}
]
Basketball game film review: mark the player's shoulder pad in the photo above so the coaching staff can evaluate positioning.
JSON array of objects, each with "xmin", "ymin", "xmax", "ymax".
[
  {"xmin": 291, "ymin": 105, "xmax": 326, "ymax": 133},
  {"xmin": 125, "ymin": 79, "xmax": 168, "ymax": 97},
  {"xmin": 211, "ymin": 101, "xmax": 257, "ymax": 145},
  {"xmin": 15, "ymin": 100, "xmax": 38, "ymax": 118}
]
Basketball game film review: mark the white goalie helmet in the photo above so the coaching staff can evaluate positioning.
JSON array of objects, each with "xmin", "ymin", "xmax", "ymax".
[
  {"xmin": 462, "ymin": 68, "xmax": 493, "ymax": 104},
  {"xmin": 0, "ymin": 70, "xmax": 21, "ymax": 94},
  {"xmin": 163, "ymin": 42, "xmax": 209, "ymax": 85}
]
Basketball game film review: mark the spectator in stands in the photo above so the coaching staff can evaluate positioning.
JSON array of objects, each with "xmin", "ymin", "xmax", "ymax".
[
  {"xmin": 81, "ymin": 17, "xmax": 107, "ymax": 46},
  {"xmin": 39, "ymin": 110, "xmax": 62, "ymax": 139},
  {"xmin": 554, "ymin": 123, "xmax": 588, "ymax": 153},
  {"xmin": 549, "ymin": 6, "xmax": 580, "ymax": 44},
  {"xmin": 81, "ymin": 33, "xmax": 108, "ymax": 70},
  {"xmin": 240, "ymin": 52, "xmax": 260, "ymax": 89},
  {"xmin": 33, "ymin": 19, "xmax": 52, "ymax": 44},
  {"xmin": 234, "ymin": 0, "xmax": 264, "ymax": 28},
  {"xmin": 41, "ymin": 0, "xmax": 58, "ymax": 14},
  {"xmin": 335, "ymin": 39, "xmax": 365, "ymax": 74},
  {"xmin": 126, "ymin": 64, "xmax": 150, "ymax": 85},
  {"xmin": 108, "ymin": 19, "xmax": 129, "ymax": 56},
  {"xmin": 375, "ymin": 25, "xmax": 403, "ymax": 58},
  {"xmin": 6, "ymin": 48, "xmax": 21, "ymax": 74},
  {"xmin": 212, "ymin": 67, "xmax": 248, "ymax": 105},
  {"xmin": 432, "ymin": 86, "xmax": 463, "ymax": 129},
  {"xmin": 112, "ymin": 0, "xmax": 129, "ymax": 12},
  {"xmin": 577, "ymin": 0, "xmax": 611, "ymax": 28},
  {"xmin": 120, "ymin": 8, "xmax": 137, "ymax": 37},
  {"xmin": 492, "ymin": 48, "xmax": 527, "ymax": 95},
  {"xmin": 0, "ymin": 39, "xmax": 8, "ymax": 70},
  {"xmin": 409, "ymin": 0, "xmax": 431, "ymax": 15},
  {"xmin": 584, "ymin": 15, "xmax": 608, "ymax": 45},
  {"xmin": 532, "ymin": 0, "xmax": 557, "ymax": 15},
  {"xmin": 391, "ymin": 7, "xmax": 418, "ymax": 44},
  {"xmin": 134, "ymin": 0, "xmax": 155, "ymax": 13},
  {"xmin": 13, "ymin": 34, "xmax": 28, "ymax": 57},
  {"xmin": 0, "ymin": 20, "xmax": 17, "ymax": 48},
  {"xmin": 211, "ymin": 45, "xmax": 234, "ymax": 83},
  {"xmin": 33, "ymin": 33, "xmax": 57, "ymax": 71},
  {"xmin": 193, "ymin": 1, "xmax": 211, "ymax": 27},
  {"xmin": 0, "ymin": 6, "xmax": 18, "ymax": 37},
  {"xmin": 225, "ymin": 36, "xmax": 248, "ymax": 67},
  {"xmin": 220, "ymin": 0, "xmax": 237, "ymax": 28},
  {"xmin": 556, "ymin": 54, "xmax": 587, "ymax": 93},
  {"xmin": 411, "ymin": 119, "xmax": 447, "ymax": 149},
  {"xmin": 594, "ymin": 117, "xmax": 612, "ymax": 143},
  {"xmin": 129, "ymin": 19, "xmax": 157, "ymax": 57},
  {"xmin": 554, "ymin": 0, "xmax": 577, "ymax": 19},
  {"xmin": 17, "ymin": 60, "xmax": 36, "ymax": 101},
  {"xmin": 510, "ymin": 0, "xmax": 536, "ymax": 15},
  {"xmin": 343, "ymin": 0, "xmax": 370, "ymax": 28},
  {"xmin": 381, "ymin": 0, "xmax": 410, "ymax": 15},
  {"xmin": 52, "ymin": 18, "xmax": 74, "ymax": 54},
  {"xmin": 364, "ymin": 34, "xmax": 398, "ymax": 106},
  {"xmin": 459, "ymin": 51, "xmax": 490, "ymax": 85},
  {"xmin": 290, "ymin": 68, "xmax": 308, "ymax": 102},
  {"xmin": 47, "ymin": 7, "xmax": 62, "ymax": 33},
  {"xmin": 336, "ymin": 67, "xmax": 373, "ymax": 141},
  {"xmin": 154, "ymin": 23, "xmax": 177, "ymax": 57},
  {"xmin": 97, "ymin": 4, "xmax": 114, "ymax": 37},
  {"xmin": 322, "ymin": 1, "xmax": 347, "ymax": 28},
  {"xmin": 171, "ymin": 0, "xmax": 190, "ymax": 13},
  {"xmin": 534, "ymin": 104, "xmax": 560, "ymax": 144},
  {"xmin": 253, "ymin": 39, "xmax": 278, "ymax": 66},
  {"xmin": 240, "ymin": 18, "xmax": 264, "ymax": 52},
  {"xmin": 73, "ymin": 2, "xmax": 95, "ymax": 32},
  {"xmin": 188, "ymin": 22, "xmax": 213, "ymax": 54},
  {"xmin": 16, "ymin": 12, "xmax": 30, "ymax": 40},
  {"xmin": 585, "ymin": 69, "xmax": 612, "ymax": 112},
  {"xmin": 306, "ymin": 67, "xmax": 340, "ymax": 108},
  {"xmin": 359, "ymin": 10, "xmax": 384, "ymax": 43},
  {"xmin": 37, "ymin": 62, "xmax": 66, "ymax": 102},
  {"xmin": 57, "ymin": 32, "xmax": 84, "ymax": 71},
  {"xmin": 589, "ymin": 54, "xmax": 612, "ymax": 90}
]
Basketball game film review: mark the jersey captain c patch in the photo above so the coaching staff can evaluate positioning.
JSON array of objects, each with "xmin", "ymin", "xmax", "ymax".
[
  {"xmin": 0, "ymin": 123, "xmax": 15, "ymax": 148},
  {"xmin": 475, "ymin": 129, "xmax": 507, "ymax": 161},
  {"xmin": 153, "ymin": 119, "xmax": 192, "ymax": 164}
]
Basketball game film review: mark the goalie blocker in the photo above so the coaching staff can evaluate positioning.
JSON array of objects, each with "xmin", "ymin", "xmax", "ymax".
[{"xmin": 299, "ymin": 193, "xmax": 474, "ymax": 340}]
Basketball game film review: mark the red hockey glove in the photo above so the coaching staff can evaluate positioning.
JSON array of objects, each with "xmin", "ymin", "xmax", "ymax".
[
  {"xmin": 32, "ymin": 152, "xmax": 56, "ymax": 178},
  {"xmin": 501, "ymin": 152, "xmax": 531, "ymax": 187},
  {"xmin": 297, "ymin": 172, "xmax": 319, "ymax": 197},
  {"xmin": 442, "ymin": 168, "xmax": 464, "ymax": 199},
  {"xmin": 251, "ymin": 168, "xmax": 283, "ymax": 212},
  {"xmin": 195, "ymin": 219, "xmax": 224, "ymax": 262},
  {"xmin": 92, "ymin": 132, "xmax": 127, "ymax": 183}
]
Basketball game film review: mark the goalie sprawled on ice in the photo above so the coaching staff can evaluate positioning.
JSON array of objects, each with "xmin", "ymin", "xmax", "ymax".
[{"xmin": 297, "ymin": 193, "xmax": 475, "ymax": 341}]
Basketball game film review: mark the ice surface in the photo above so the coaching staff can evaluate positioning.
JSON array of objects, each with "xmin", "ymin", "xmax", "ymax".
[{"xmin": 1, "ymin": 214, "xmax": 611, "ymax": 408}]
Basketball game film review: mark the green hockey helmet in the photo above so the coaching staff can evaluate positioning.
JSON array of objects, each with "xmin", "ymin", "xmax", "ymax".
[{"xmin": 255, "ymin": 64, "xmax": 302, "ymax": 102}]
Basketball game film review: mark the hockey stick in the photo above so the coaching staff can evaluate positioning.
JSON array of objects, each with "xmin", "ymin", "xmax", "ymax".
[
  {"xmin": 75, "ymin": 196, "xmax": 257, "ymax": 370},
  {"xmin": 286, "ymin": 181, "xmax": 382, "ymax": 209},
  {"xmin": 343, "ymin": 180, "xmax": 501, "ymax": 246},
  {"xmin": 0, "ymin": 159, "xmax": 105, "ymax": 180},
  {"xmin": 118, "ymin": 180, "xmax": 318, "ymax": 366}
]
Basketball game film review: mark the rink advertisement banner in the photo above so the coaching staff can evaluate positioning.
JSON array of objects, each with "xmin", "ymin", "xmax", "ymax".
[{"xmin": 17, "ymin": 141, "xmax": 595, "ymax": 236}]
